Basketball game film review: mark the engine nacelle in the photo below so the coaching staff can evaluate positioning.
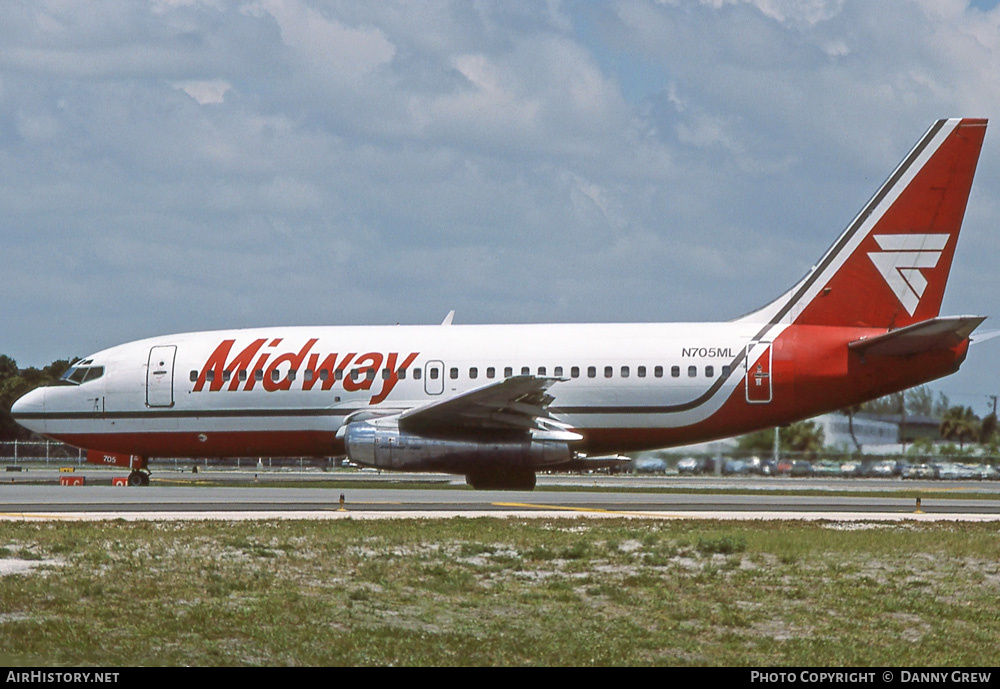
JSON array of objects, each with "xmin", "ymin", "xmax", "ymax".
[{"xmin": 343, "ymin": 419, "xmax": 571, "ymax": 474}]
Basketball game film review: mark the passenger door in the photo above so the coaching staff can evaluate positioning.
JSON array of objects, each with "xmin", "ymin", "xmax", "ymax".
[{"xmin": 146, "ymin": 345, "xmax": 177, "ymax": 408}]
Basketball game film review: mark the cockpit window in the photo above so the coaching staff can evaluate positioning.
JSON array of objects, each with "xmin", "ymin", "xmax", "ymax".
[{"xmin": 61, "ymin": 365, "xmax": 105, "ymax": 385}]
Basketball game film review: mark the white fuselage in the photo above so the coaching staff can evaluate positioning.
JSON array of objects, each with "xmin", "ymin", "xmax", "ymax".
[{"xmin": 13, "ymin": 321, "xmax": 777, "ymax": 458}]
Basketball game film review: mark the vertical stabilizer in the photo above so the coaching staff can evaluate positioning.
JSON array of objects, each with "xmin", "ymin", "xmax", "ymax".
[{"xmin": 742, "ymin": 118, "xmax": 986, "ymax": 329}]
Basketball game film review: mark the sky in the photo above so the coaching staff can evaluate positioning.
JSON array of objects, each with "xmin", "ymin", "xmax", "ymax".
[{"xmin": 2, "ymin": 0, "xmax": 999, "ymax": 414}]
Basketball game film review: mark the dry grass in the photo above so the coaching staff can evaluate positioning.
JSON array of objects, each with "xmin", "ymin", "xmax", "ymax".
[{"xmin": 0, "ymin": 518, "xmax": 998, "ymax": 666}]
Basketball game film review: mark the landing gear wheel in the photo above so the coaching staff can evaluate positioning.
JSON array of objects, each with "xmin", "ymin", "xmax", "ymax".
[{"xmin": 127, "ymin": 471, "xmax": 150, "ymax": 487}]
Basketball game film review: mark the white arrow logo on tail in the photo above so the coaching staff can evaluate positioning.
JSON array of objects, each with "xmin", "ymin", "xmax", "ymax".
[{"xmin": 867, "ymin": 234, "xmax": 949, "ymax": 315}]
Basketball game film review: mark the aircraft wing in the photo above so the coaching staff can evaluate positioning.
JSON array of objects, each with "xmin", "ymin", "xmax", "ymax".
[
  {"xmin": 848, "ymin": 315, "xmax": 985, "ymax": 357},
  {"xmin": 397, "ymin": 375, "xmax": 581, "ymax": 441}
]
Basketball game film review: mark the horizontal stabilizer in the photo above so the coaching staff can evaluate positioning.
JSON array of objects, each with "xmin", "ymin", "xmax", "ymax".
[
  {"xmin": 848, "ymin": 315, "xmax": 985, "ymax": 357},
  {"xmin": 971, "ymin": 329, "xmax": 1000, "ymax": 345}
]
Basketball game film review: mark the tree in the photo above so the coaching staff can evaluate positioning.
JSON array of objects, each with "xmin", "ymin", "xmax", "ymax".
[
  {"xmin": 0, "ymin": 355, "xmax": 78, "ymax": 441},
  {"xmin": 782, "ymin": 421, "xmax": 825, "ymax": 456},
  {"xmin": 737, "ymin": 421, "xmax": 824, "ymax": 456},
  {"xmin": 842, "ymin": 404, "xmax": 863, "ymax": 453},
  {"xmin": 859, "ymin": 385, "xmax": 950, "ymax": 418},
  {"xmin": 939, "ymin": 406, "xmax": 980, "ymax": 450},
  {"xmin": 979, "ymin": 412, "xmax": 998, "ymax": 446},
  {"xmin": 0, "ymin": 357, "xmax": 30, "ymax": 440}
]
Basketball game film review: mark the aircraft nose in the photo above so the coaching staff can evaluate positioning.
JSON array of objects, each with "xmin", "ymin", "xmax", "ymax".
[{"xmin": 10, "ymin": 387, "xmax": 45, "ymax": 428}]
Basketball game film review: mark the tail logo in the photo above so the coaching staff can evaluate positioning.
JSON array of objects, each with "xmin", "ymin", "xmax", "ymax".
[{"xmin": 867, "ymin": 234, "xmax": 949, "ymax": 315}]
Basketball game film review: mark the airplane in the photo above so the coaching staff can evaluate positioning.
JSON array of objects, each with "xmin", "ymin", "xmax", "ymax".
[{"xmin": 11, "ymin": 117, "xmax": 988, "ymax": 490}]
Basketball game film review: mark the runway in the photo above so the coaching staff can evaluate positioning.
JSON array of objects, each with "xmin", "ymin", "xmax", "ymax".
[{"xmin": 2, "ymin": 470, "xmax": 1000, "ymax": 522}]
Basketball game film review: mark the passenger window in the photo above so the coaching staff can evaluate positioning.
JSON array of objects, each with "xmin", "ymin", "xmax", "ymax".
[
  {"xmin": 366, "ymin": 370, "xmax": 376, "ymax": 381},
  {"xmin": 223, "ymin": 370, "xmax": 231, "ymax": 382},
  {"xmin": 288, "ymin": 370, "xmax": 296, "ymax": 381},
  {"xmin": 449, "ymin": 367, "xmax": 458, "ymax": 379},
  {"xmin": 538, "ymin": 366, "xmax": 546, "ymax": 376},
  {"xmin": 722, "ymin": 365, "xmax": 731, "ymax": 377},
  {"xmin": 470, "ymin": 367, "xmax": 478, "ymax": 379},
  {"xmin": 413, "ymin": 368, "xmax": 422, "ymax": 380},
  {"xmin": 705, "ymin": 366, "xmax": 714, "ymax": 378},
  {"xmin": 486, "ymin": 367, "xmax": 495, "ymax": 379},
  {"xmin": 504, "ymin": 367, "xmax": 513, "ymax": 378},
  {"xmin": 271, "ymin": 369, "xmax": 281, "ymax": 382},
  {"xmin": 671, "ymin": 366, "xmax": 680, "ymax": 378},
  {"xmin": 571, "ymin": 366, "xmax": 580, "ymax": 378},
  {"xmin": 240, "ymin": 370, "xmax": 247, "ymax": 382},
  {"xmin": 521, "ymin": 366, "xmax": 530, "ymax": 375},
  {"xmin": 255, "ymin": 370, "xmax": 264, "ymax": 382},
  {"xmin": 190, "ymin": 370, "xmax": 197, "ymax": 382},
  {"xmin": 334, "ymin": 369, "xmax": 343, "ymax": 380},
  {"xmin": 688, "ymin": 366, "xmax": 697, "ymax": 378},
  {"xmin": 206, "ymin": 371, "xmax": 215, "ymax": 382},
  {"xmin": 304, "ymin": 370, "xmax": 314, "ymax": 382},
  {"xmin": 554, "ymin": 366, "xmax": 563, "ymax": 377},
  {"xmin": 382, "ymin": 368, "xmax": 391, "ymax": 380},
  {"xmin": 637, "ymin": 366, "xmax": 646, "ymax": 378},
  {"xmin": 398, "ymin": 369, "xmax": 407, "ymax": 380},
  {"xmin": 429, "ymin": 368, "xmax": 439, "ymax": 380},
  {"xmin": 604, "ymin": 366, "xmax": 613, "ymax": 378},
  {"xmin": 654, "ymin": 366, "xmax": 663, "ymax": 378},
  {"xmin": 588, "ymin": 366, "xmax": 596, "ymax": 378},
  {"xmin": 621, "ymin": 366, "xmax": 629, "ymax": 378}
]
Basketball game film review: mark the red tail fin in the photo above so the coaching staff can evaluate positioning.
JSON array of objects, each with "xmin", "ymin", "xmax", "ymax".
[{"xmin": 744, "ymin": 118, "xmax": 986, "ymax": 329}]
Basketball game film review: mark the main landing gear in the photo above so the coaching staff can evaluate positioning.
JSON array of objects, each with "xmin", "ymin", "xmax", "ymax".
[
  {"xmin": 127, "ymin": 470, "xmax": 151, "ymax": 486},
  {"xmin": 126, "ymin": 455, "xmax": 150, "ymax": 486}
]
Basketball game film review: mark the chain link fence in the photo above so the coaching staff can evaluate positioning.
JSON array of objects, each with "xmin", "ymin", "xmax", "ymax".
[{"xmin": 0, "ymin": 441, "xmax": 339, "ymax": 470}]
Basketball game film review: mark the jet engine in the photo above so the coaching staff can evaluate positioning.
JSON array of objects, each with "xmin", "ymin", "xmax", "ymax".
[{"xmin": 343, "ymin": 418, "xmax": 571, "ymax": 490}]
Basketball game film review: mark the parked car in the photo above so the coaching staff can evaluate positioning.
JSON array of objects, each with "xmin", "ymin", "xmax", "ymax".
[
  {"xmin": 722, "ymin": 458, "xmax": 752, "ymax": 475},
  {"xmin": 867, "ymin": 460, "xmax": 896, "ymax": 478},
  {"xmin": 839, "ymin": 460, "xmax": 862, "ymax": 477},
  {"xmin": 790, "ymin": 460, "xmax": 814, "ymax": 477},
  {"xmin": 634, "ymin": 456, "xmax": 668, "ymax": 474},
  {"xmin": 935, "ymin": 462, "xmax": 962, "ymax": 480},
  {"xmin": 676, "ymin": 457, "xmax": 706, "ymax": 475},
  {"xmin": 905, "ymin": 463, "xmax": 937, "ymax": 479},
  {"xmin": 977, "ymin": 464, "xmax": 1000, "ymax": 481},
  {"xmin": 812, "ymin": 460, "xmax": 843, "ymax": 477}
]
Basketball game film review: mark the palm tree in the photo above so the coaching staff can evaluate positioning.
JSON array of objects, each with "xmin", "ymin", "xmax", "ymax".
[{"xmin": 939, "ymin": 406, "xmax": 980, "ymax": 450}]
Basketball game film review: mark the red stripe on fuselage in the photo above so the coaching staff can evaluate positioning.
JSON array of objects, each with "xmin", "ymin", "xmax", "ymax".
[{"xmin": 53, "ymin": 430, "xmax": 345, "ymax": 459}]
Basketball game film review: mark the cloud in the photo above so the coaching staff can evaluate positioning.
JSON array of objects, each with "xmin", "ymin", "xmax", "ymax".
[
  {"xmin": 248, "ymin": 0, "xmax": 395, "ymax": 81},
  {"xmin": 0, "ymin": 0, "xmax": 998, "ymax": 398},
  {"xmin": 173, "ymin": 79, "xmax": 233, "ymax": 104}
]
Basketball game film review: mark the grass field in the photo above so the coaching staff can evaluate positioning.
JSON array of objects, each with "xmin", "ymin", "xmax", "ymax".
[{"xmin": 1, "ymin": 518, "xmax": 998, "ymax": 666}]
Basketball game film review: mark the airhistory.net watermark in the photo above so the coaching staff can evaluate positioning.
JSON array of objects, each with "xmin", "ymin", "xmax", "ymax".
[{"xmin": 5, "ymin": 672, "xmax": 119, "ymax": 684}]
